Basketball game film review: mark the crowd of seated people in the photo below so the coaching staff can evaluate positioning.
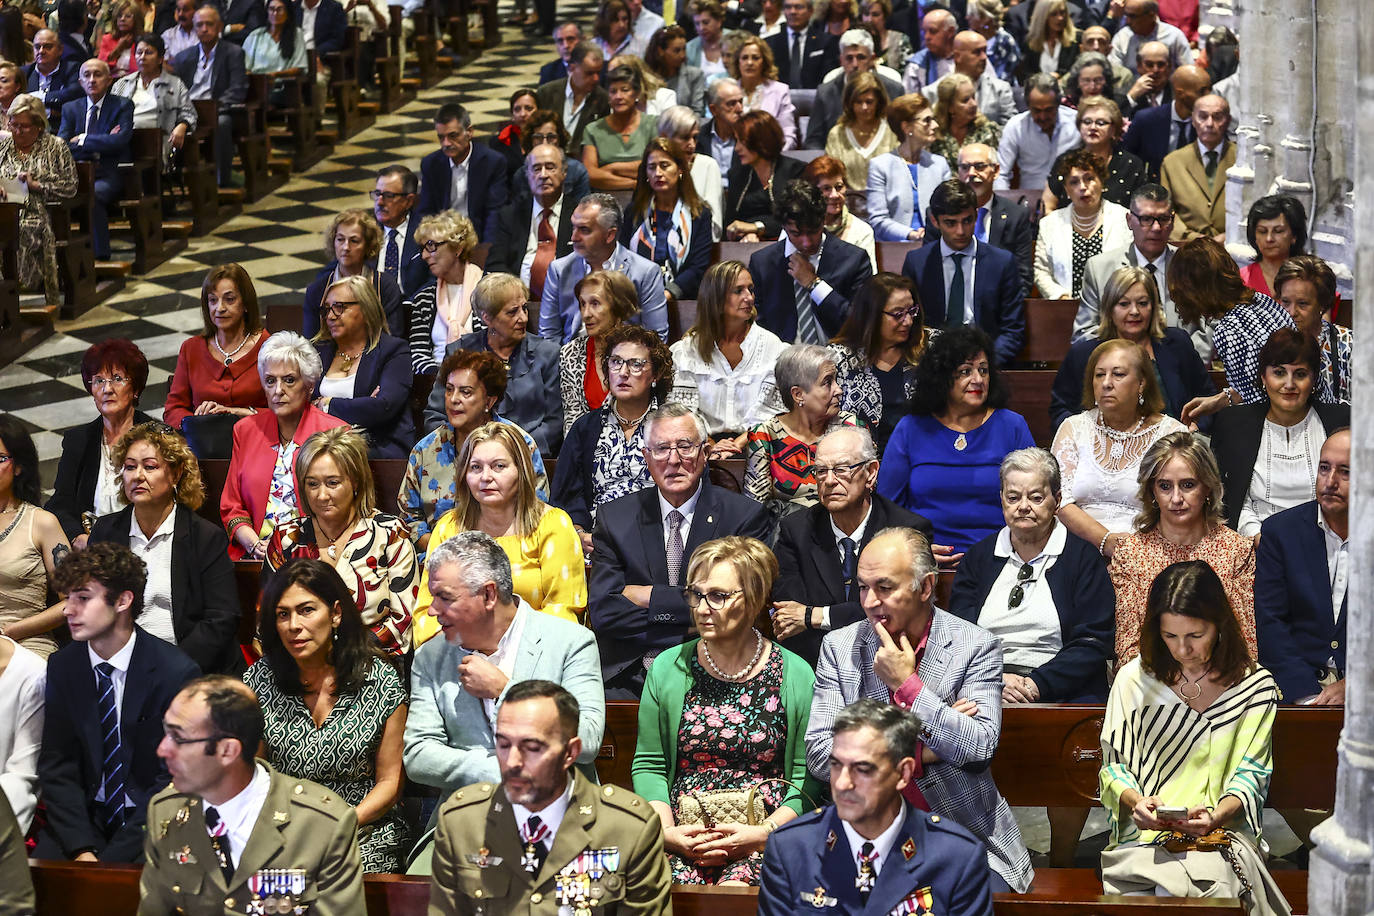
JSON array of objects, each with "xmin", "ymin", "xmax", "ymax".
[{"xmin": 0, "ymin": 2, "xmax": 1359, "ymax": 911}]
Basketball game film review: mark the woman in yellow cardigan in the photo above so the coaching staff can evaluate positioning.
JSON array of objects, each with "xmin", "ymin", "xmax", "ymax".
[{"xmin": 412, "ymin": 422, "xmax": 586, "ymax": 645}]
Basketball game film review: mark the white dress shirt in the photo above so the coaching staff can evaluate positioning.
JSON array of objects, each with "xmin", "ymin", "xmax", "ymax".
[
  {"xmin": 521, "ymin": 196, "xmax": 564, "ymax": 284},
  {"xmin": 977, "ymin": 523, "xmax": 1066, "ymax": 670},
  {"xmin": 840, "ymin": 804, "xmax": 904, "ymax": 877},
  {"xmin": 464, "ymin": 603, "xmax": 530, "ymax": 723},
  {"xmin": 128, "ymin": 508, "xmax": 177, "ymax": 645},
  {"xmin": 710, "ymin": 127, "xmax": 735, "ymax": 189},
  {"xmin": 301, "ymin": 0, "xmax": 320, "ymax": 49},
  {"xmin": 376, "ymin": 215, "xmax": 411, "ymax": 276},
  {"xmin": 0, "ymin": 636, "xmax": 46, "ymax": 831},
  {"xmin": 208, "ymin": 762, "xmax": 272, "ymax": 864},
  {"xmin": 449, "ymin": 146, "xmax": 472, "ymax": 216},
  {"xmin": 659, "ymin": 480, "xmax": 704, "ymax": 551},
  {"xmin": 940, "ymin": 238, "xmax": 978, "ymax": 325},
  {"xmin": 189, "ymin": 42, "xmax": 217, "ymax": 99},
  {"xmin": 512, "ymin": 775, "xmax": 575, "ymax": 846},
  {"xmin": 89, "ymin": 630, "xmax": 138, "ymax": 808},
  {"xmin": 669, "ymin": 322, "xmax": 786, "ymax": 436},
  {"xmin": 1319, "ymin": 513, "xmax": 1348, "ymax": 626}
]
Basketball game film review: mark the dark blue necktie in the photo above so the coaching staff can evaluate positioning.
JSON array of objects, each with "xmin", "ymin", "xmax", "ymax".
[
  {"xmin": 95, "ymin": 662, "xmax": 127, "ymax": 833},
  {"xmin": 840, "ymin": 537, "xmax": 857, "ymax": 601},
  {"xmin": 383, "ymin": 228, "xmax": 399, "ymax": 286}
]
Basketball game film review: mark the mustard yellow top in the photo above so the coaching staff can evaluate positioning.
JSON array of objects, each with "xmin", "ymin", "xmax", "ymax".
[{"xmin": 412, "ymin": 505, "xmax": 588, "ymax": 646}]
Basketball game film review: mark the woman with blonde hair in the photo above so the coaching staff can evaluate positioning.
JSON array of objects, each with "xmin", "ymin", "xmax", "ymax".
[
  {"xmin": 311, "ymin": 274, "xmax": 414, "ymax": 458},
  {"xmin": 559, "ymin": 269, "xmax": 642, "ymax": 434},
  {"xmin": 414, "ymin": 422, "xmax": 586, "ymax": 643},
  {"xmin": 634, "ymin": 535, "xmax": 819, "ymax": 885},
  {"xmin": 670, "ymin": 260, "xmax": 786, "ymax": 458},
  {"xmin": 1108, "ymin": 431, "xmax": 1256, "ymax": 668},
  {"xmin": 929, "ymin": 72, "xmax": 1001, "ymax": 171},
  {"xmin": 264, "ymin": 426, "xmax": 417, "ymax": 654},
  {"xmin": 405, "ymin": 210, "xmax": 484, "ymax": 374},
  {"xmin": 1018, "ymin": 0, "xmax": 1078, "ymax": 81},
  {"xmin": 89, "ymin": 421, "xmax": 242, "ymax": 672},
  {"xmin": 730, "ymin": 34, "xmax": 797, "ymax": 150},
  {"xmin": 303, "ymin": 208, "xmax": 403, "ymax": 338},
  {"xmin": 825, "ymin": 71, "xmax": 896, "ymax": 196},
  {"xmin": 0, "ymin": 94, "xmax": 77, "ymax": 305}
]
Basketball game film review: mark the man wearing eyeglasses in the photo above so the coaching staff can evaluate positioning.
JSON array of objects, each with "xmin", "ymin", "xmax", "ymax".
[
  {"xmin": 772, "ymin": 427, "xmax": 932, "ymax": 667},
  {"xmin": 803, "ymin": 527, "xmax": 1035, "ymax": 893},
  {"xmin": 36, "ymin": 543, "xmax": 200, "ymax": 864},
  {"xmin": 588, "ymin": 403, "xmax": 770, "ymax": 698},
  {"xmin": 370, "ymin": 164, "xmax": 430, "ymax": 298},
  {"xmin": 140, "ymin": 675, "xmax": 366, "ymax": 915}
]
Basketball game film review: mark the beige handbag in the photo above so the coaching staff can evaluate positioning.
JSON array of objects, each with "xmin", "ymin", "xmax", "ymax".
[{"xmin": 675, "ymin": 779, "xmax": 818, "ymax": 828}]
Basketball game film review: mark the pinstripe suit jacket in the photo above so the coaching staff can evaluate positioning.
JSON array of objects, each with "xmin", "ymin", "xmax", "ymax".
[{"xmin": 805, "ymin": 610, "xmax": 1034, "ymax": 892}]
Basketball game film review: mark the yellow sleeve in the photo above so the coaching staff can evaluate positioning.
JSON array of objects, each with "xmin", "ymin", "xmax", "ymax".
[
  {"xmin": 412, "ymin": 510, "xmax": 460, "ymax": 647},
  {"xmin": 529, "ymin": 508, "xmax": 587, "ymax": 623}
]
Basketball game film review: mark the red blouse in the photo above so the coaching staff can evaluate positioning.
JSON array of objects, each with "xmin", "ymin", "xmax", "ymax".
[
  {"xmin": 163, "ymin": 332, "xmax": 270, "ymax": 430},
  {"xmin": 582, "ymin": 335, "xmax": 609, "ymax": 412}
]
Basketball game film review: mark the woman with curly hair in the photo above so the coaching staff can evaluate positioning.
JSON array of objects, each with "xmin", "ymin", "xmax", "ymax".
[
  {"xmin": 89, "ymin": 421, "xmax": 242, "ymax": 673},
  {"xmin": 405, "ymin": 210, "xmax": 484, "ymax": 375},
  {"xmin": 302, "ymin": 208, "xmax": 403, "ymax": 339},
  {"xmin": 929, "ymin": 72, "xmax": 1001, "ymax": 172}
]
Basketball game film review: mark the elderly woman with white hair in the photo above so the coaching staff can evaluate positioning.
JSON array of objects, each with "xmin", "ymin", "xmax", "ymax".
[
  {"xmin": 744, "ymin": 343, "xmax": 863, "ymax": 524},
  {"xmin": 658, "ymin": 104, "xmax": 724, "ymax": 241},
  {"xmin": 312, "ymin": 274, "xmax": 415, "ymax": 459},
  {"xmin": 406, "ymin": 210, "xmax": 486, "ymax": 375},
  {"xmin": 220, "ymin": 330, "xmax": 349, "ymax": 560}
]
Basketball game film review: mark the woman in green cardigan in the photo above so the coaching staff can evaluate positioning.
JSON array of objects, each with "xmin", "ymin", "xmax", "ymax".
[{"xmin": 632, "ymin": 536, "xmax": 821, "ymax": 885}]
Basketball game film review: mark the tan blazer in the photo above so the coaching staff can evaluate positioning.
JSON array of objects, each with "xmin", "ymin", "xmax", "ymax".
[{"xmin": 1161, "ymin": 141, "xmax": 1236, "ymax": 243}]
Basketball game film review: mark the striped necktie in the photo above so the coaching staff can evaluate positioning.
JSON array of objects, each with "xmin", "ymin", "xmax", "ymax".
[{"xmin": 95, "ymin": 663, "xmax": 127, "ymax": 833}]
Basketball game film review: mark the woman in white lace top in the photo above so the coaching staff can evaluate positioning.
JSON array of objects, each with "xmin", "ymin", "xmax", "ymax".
[{"xmin": 1052, "ymin": 339, "xmax": 1186, "ymax": 557}]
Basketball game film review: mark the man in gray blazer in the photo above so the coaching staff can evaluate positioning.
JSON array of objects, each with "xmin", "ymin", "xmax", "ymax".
[
  {"xmin": 537, "ymin": 193, "xmax": 668, "ymax": 343},
  {"xmin": 804, "ymin": 527, "xmax": 1034, "ymax": 893},
  {"xmin": 403, "ymin": 531, "xmax": 605, "ymax": 871}
]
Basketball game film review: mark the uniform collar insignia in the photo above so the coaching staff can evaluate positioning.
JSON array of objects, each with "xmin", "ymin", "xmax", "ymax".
[
  {"xmin": 806, "ymin": 886, "xmax": 838, "ymax": 908},
  {"xmin": 901, "ymin": 837, "xmax": 916, "ymax": 860},
  {"xmin": 825, "ymin": 830, "xmax": 837, "ymax": 850}
]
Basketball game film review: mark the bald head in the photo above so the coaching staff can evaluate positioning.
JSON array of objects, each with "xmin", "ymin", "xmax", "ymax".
[
  {"xmin": 922, "ymin": 9, "xmax": 958, "ymax": 57},
  {"xmin": 1170, "ymin": 64, "xmax": 1212, "ymax": 116},
  {"xmin": 1136, "ymin": 40, "xmax": 1170, "ymax": 84},
  {"xmin": 952, "ymin": 30, "xmax": 988, "ymax": 78},
  {"xmin": 1191, "ymin": 93, "xmax": 1230, "ymax": 147},
  {"xmin": 1080, "ymin": 24, "xmax": 1111, "ymax": 54}
]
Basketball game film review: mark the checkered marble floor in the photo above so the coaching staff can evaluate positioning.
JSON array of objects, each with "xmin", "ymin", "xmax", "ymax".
[{"xmin": 0, "ymin": 6, "xmax": 591, "ymax": 491}]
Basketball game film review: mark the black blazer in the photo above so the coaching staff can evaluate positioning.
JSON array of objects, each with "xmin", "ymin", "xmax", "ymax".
[
  {"xmin": 313, "ymin": 334, "xmax": 417, "ymax": 458},
  {"xmin": 1121, "ymin": 101, "xmax": 1183, "ymax": 181},
  {"xmin": 764, "ymin": 23, "xmax": 839, "ymax": 90},
  {"xmin": 38, "ymin": 627, "xmax": 200, "ymax": 861},
  {"xmin": 88, "ymin": 504, "xmax": 243, "ymax": 675},
  {"xmin": 619, "ymin": 204, "xmax": 714, "ymax": 300},
  {"xmin": 415, "ymin": 144, "xmax": 510, "ymax": 242},
  {"xmin": 535, "ymin": 79, "xmax": 610, "ymax": 159},
  {"xmin": 293, "ymin": 0, "xmax": 347, "ymax": 54},
  {"xmin": 773, "ymin": 494, "xmax": 933, "ymax": 666},
  {"xmin": 1255, "ymin": 500, "xmax": 1347, "ymax": 702},
  {"xmin": 588, "ymin": 480, "xmax": 771, "ymax": 692},
  {"xmin": 171, "ymin": 40, "xmax": 248, "ymax": 108},
  {"xmin": 539, "ymin": 58, "xmax": 568, "ymax": 85},
  {"xmin": 1050, "ymin": 328, "xmax": 1215, "ymax": 433},
  {"xmin": 697, "ymin": 120, "xmax": 740, "ymax": 178},
  {"xmin": 23, "ymin": 59, "xmax": 83, "ymax": 118},
  {"xmin": 223, "ymin": 0, "xmax": 267, "ymax": 42},
  {"xmin": 1210, "ymin": 401, "xmax": 1350, "ymax": 531},
  {"xmin": 924, "ymin": 194, "xmax": 1035, "ymax": 297},
  {"xmin": 549, "ymin": 407, "xmax": 609, "ymax": 531},
  {"xmin": 949, "ymin": 526, "xmax": 1114, "ymax": 701},
  {"xmin": 486, "ymin": 196, "xmax": 576, "ymax": 277},
  {"xmin": 45, "ymin": 411, "xmax": 156, "ymax": 540},
  {"xmin": 901, "ymin": 239, "xmax": 1025, "ymax": 366},
  {"xmin": 301, "ymin": 264, "xmax": 404, "ymax": 339},
  {"xmin": 1014, "ymin": 40, "xmax": 1079, "ymax": 84},
  {"xmin": 724, "ymin": 155, "xmax": 807, "ymax": 239},
  {"xmin": 748, "ymin": 233, "xmax": 872, "ymax": 342}
]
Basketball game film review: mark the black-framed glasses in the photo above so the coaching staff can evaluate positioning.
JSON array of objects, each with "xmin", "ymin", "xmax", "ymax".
[
  {"xmin": 682, "ymin": 587, "xmax": 743, "ymax": 610},
  {"xmin": 319, "ymin": 300, "xmax": 358, "ymax": 319},
  {"xmin": 1131, "ymin": 212, "xmax": 1174, "ymax": 227},
  {"xmin": 162, "ymin": 728, "xmax": 230, "ymax": 746},
  {"xmin": 1008, "ymin": 563, "xmax": 1034, "ymax": 609},
  {"xmin": 808, "ymin": 460, "xmax": 868, "ymax": 480},
  {"xmin": 420, "ymin": 239, "xmax": 449, "ymax": 253},
  {"xmin": 882, "ymin": 307, "xmax": 920, "ymax": 322},
  {"xmin": 369, "ymin": 189, "xmax": 409, "ymax": 202}
]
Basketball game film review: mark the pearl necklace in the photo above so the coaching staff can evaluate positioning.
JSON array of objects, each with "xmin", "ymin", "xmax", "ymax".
[
  {"xmin": 1070, "ymin": 207, "xmax": 1102, "ymax": 235},
  {"xmin": 613, "ymin": 400, "xmax": 651, "ymax": 428},
  {"xmin": 701, "ymin": 628, "xmax": 764, "ymax": 681},
  {"xmin": 212, "ymin": 330, "xmax": 251, "ymax": 366},
  {"xmin": 1095, "ymin": 412, "xmax": 1145, "ymax": 462}
]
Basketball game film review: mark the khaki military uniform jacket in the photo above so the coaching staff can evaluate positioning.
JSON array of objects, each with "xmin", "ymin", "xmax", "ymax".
[
  {"xmin": 138, "ymin": 761, "xmax": 365, "ymax": 916},
  {"xmin": 428, "ymin": 771, "xmax": 671, "ymax": 916}
]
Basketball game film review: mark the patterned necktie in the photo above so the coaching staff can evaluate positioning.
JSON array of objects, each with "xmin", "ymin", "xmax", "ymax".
[
  {"xmin": 204, "ymin": 806, "xmax": 236, "ymax": 884},
  {"xmin": 666, "ymin": 509, "xmax": 685, "ymax": 587},
  {"xmin": 87, "ymin": 102, "xmax": 99, "ymax": 135},
  {"xmin": 530, "ymin": 208, "xmax": 556, "ymax": 300},
  {"xmin": 840, "ymin": 537, "xmax": 857, "ymax": 602},
  {"xmin": 520, "ymin": 815, "xmax": 550, "ymax": 873},
  {"xmin": 383, "ymin": 228, "xmax": 399, "ymax": 287},
  {"xmin": 856, "ymin": 841, "xmax": 877, "ymax": 900},
  {"xmin": 1205, "ymin": 150, "xmax": 1219, "ymax": 181},
  {"xmin": 794, "ymin": 267, "xmax": 824, "ymax": 344},
  {"xmin": 789, "ymin": 31, "xmax": 803, "ymax": 87},
  {"xmin": 95, "ymin": 662, "xmax": 127, "ymax": 833},
  {"xmin": 946, "ymin": 252, "xmax": 966, "ymax": 328}
]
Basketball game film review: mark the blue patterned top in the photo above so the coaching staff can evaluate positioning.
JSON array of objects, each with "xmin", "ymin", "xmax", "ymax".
[{"xmin": 985, "ymin": 29, "xmax": 1022, "ymax": 82}]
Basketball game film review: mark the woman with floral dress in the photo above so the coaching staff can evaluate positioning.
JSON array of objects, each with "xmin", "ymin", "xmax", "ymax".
[{"xmin": 633, "ymin": 537, "xmax": 819, "ymax": 885}]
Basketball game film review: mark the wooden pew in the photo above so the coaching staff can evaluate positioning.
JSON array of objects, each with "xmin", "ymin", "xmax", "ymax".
[
  {"xmin": 49, "ymin": 161, "xmax": 113, "ymax": 318},
  {"xmin": 325, "ymin": 28, "xmax": 372, "ymax": 140},
  {"xmin": 184, "ymin": 100, "xmax": 237, "ymax": 232},
  {"xmin": 115, "ymin": 128, "xmax": 166, "ymax": 274},
  {"xmin": 409, "ymin": 8, "xmax": 439, "ymax": 88},
  {"xmin": 1003, "ymin": 369, "xmax": 1056, "ymax": 447},
  {"xmin": 196, "ymin": 459, "xmax": 409, "ymax": 530},
  {"xmin": 876, "ymin": 240, "xmax": 917, "ymax": 274},
  {"xmin": 714, "ymin": 240, "xmax": 769, "ymax": 265},
  {"xmin": 373, "ymin": 10, "xmax": 406, "ymax": 112},
  {"xmin": 668, "ymin": 298, "xmax": 697, "ymax": 341},
  {"xmin": 229, "ymin": 77, "xmax": 274, "ymax": 203},
  {"xmin": 267, "ymin": 67, "xmax": 326, "ymax": 171},
  {"xmin": 1016, "ymin": 298, "xmax": 1078, "ymax": 366},
  {"xmin": 0, "ymin": 202, "xmax": 22, "ymax": 331}
]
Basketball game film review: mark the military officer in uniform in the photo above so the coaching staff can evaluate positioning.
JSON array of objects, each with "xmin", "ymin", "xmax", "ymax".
[
  {"xmin": 428, "ymin": 679, "xmax": 671, "ymax": 916},
  {"xmin": 139, "ymin": 675, "xmax": 366, "ymax": 916},
  {"xmin": 759, "ymin": 700, "xmax": 994, "ymax": 916},
  {"xmin": 0, "ymin": 790, "xmax": 35, "ymax": 915}
]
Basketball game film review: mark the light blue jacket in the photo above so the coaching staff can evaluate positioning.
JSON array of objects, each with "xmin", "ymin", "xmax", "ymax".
[{"xmin": 865, "ymin": 150, "xmax": 952, "ymax": 242}]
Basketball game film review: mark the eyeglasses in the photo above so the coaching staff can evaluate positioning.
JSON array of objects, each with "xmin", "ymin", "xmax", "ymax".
[
  {"xmin": 682, "ymin": 587, "xmax": 743, "ymax": 610},
  {"xmin": 0, "ymin": 455, "xmax": 10, "ymax": 465},
  {"xmin": 528, "ymin": 130, "xmax": 560, "ymax": 145},
  {"xmin": 1007, "ymin": 562, "xmax": 1034, "ymax": 609},
  {"xmin": 808, "ymin": 460, "xmax": 869, "ymax": 480},
  {"xmin": 162, "ymin": 728, "xmax": 230, "ymax": 746},
  {"xmin": 646, "ymin": 440, "xmax": 703, "ymax": 460},
  {"xmin": 959, "ymin": 161, "xmax": 995, "ymax": 172},
  {"xmin": 369, "ymin": 190, "xmax": 409, "ymax": 202},
  {"xmin": 607, "ymin": 355, "xmax": 650, "ymax": 374},
  {"xmin": 90, "ymin": 374, "xmax": 130, "ymax": 389},
  {"xmin": 1079, "ymin": 118, "xmax": 1111, "ymax": 128},
  {"xmin": 1131, "ymin": 213, "xmax": 1174, "ymax": 227},
  {"xmin": 319, "ymin": 300, "xmax": 358, "ymax": 319},
  {"xmin": 420, "ymin": 240, "xmax": 451, "ymax": 253},
  {"xmin": 883, "ymin": 306, "xmax": 920, "ymax": 322}
]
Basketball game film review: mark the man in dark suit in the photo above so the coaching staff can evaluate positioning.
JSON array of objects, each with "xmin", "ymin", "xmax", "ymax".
[
  {"xmin": 1256, "ymin": 428, "xmax": 1349, "ymax": 706},
  {"xmin": 589, "ymin": 403, "xmax": 771, "ymax": 698},
  {"xmin": 485, "ymin": 144, "xmax": 575, "ymax": 301},
  {"xmin": 1121, "ymin": 64, "xmax": 1211, "ymax": 180},
  {"xmin": 803, "ymin": 30, "xmax": 904, "ymax": 148},
  {"xmin": 534, "ymin": 41, "xmax": 609, "ymax": 159},
  {"xmin": 295, "ymin": 0, "xmax": 347, "ymax": 54},
  {"xmin": 36, "ymin": 544, "xmax": 200, "ymax": 863},
  {"xmin": 222, "ymin": 0, "xmax": 266, "ymax": 43},
  {"xmin": 538, "ymin": 21, "xmax": 582, "ymax": 85},
  {"xmin": 416, "ymin": 102, "xmax": 509, "ymax": 241},
  {"xmin": 25, "ymin": 30, "xmax": 83, "ymax": 123},
  {"xmin": 173, "ymin": 5, "xmax": 249, "ymax": 186},
  {"xmin": 56, "ymin": 0, "xmax": 93, "ymax": 64},
  {"xmin": 759, "ymin": 700, "xmax": 994, "ymax": 916},
  {"xmin": 773, "ymin": 427, "xmax": 932, "ymax": 666},
  {"xmin": 59, "ymin": 59, "xmax": 134, "ymax": 261},
  {"xmin": 371, "ymin": 164, "xmax": 430, "ymax": 299},
  {"xmin": 765, "ymin": 0, "xmax": 838, "ymax": 90},
  {"xmin": 1119, "ymin": 39, "xmax": 1173, "ymax": 115},
  {"xmin": 901, "ymin": 179, "xmax": 1024, "ymax": 366},
  {"xmin": 749, "ymin": 180, "xmax": 871, "ymax": 343}
]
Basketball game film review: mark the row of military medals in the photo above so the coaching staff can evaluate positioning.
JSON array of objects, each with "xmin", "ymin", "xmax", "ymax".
[
  {"xmin": 553, "ymin": 850, "xmax": 619, "ymax": 916},
  {"xmin": 246, "ymin": 868, "xmax": 309, "ymax": 915}
]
